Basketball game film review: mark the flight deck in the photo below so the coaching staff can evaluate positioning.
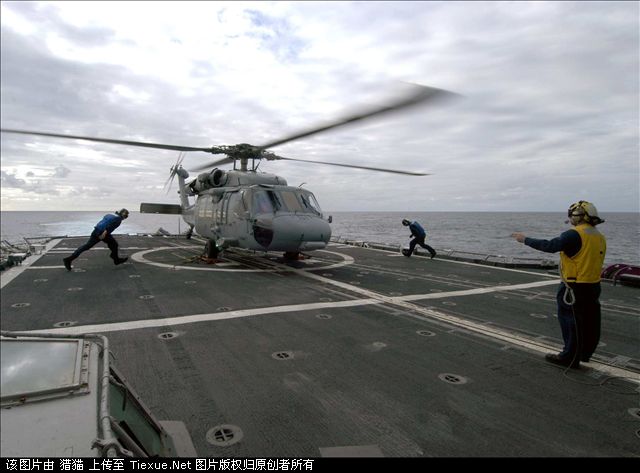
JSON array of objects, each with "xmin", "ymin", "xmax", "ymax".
[{"xmin": 1, "ymin": 235, "xmax": 638, "ymax": 457}]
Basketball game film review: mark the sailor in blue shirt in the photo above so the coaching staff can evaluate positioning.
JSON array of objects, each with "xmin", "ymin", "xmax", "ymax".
[
  {"xmin": 401, "ymin": 219, "xmax": 437, "ymax": 258},
  {"xmin": 63, "ymin": 209, "xmax": 129, "ymax": 271}
]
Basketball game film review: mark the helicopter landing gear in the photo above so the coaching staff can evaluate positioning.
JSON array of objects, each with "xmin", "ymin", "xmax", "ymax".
[
  {"xmin": 283, "ymin": 252, "xmax": 310, "ymax": 261},
  {"xmin": 205, "ymin": 239, "xmax": 220, "ymax": 259}
]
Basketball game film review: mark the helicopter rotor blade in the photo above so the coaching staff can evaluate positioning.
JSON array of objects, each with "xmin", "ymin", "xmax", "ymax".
[
  {"xmin": 0, "ymin": 128, "xmax": 225, "ymax": 154},
  {"xmin": 164, "ymin": 152, "xmax": 185, "ymax": 194},
  {"xmin": 268, "ymin": 155, "xmax": 430, "ymax": 176},
  {"xmin": 257, "ymin": 84, "xmax": 459, "ymax": 150},
  {"xmin": 190, "ymin": 156, "xmax": 235, "ymax": 172}
]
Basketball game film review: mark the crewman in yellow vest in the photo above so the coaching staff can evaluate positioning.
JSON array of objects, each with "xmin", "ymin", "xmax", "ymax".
[{"xmin": 511, "ymin": 201, "xmax": 606, "ymax": 369}]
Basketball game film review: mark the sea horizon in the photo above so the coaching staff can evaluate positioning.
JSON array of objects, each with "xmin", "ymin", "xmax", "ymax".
[{"xmin": 2, "ymin": 210, "xmax": 638, "ymax": 266}]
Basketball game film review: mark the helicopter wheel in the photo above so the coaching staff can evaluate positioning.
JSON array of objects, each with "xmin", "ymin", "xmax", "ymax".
[{"xmin": 205, "ymin": 240, "xmax": 220, "ymax": 259}]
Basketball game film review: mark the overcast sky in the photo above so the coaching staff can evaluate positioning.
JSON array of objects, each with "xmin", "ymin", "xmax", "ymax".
[{"xmin": 1, "ymin": 1, "xmax": 638, "ymax": 212}]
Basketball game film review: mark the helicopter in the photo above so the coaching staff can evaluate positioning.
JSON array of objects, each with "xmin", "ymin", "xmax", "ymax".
[{"xmin": 1, "ymin": 84, "xmax": 457, "ymax": 260}]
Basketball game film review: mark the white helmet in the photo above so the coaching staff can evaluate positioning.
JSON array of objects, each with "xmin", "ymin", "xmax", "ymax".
[{"xmin": 568, "ymin": 201, "xmax": 604, "ymax": 226}]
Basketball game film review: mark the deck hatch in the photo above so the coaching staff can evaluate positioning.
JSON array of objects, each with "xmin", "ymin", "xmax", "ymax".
[
  {"xmin": 1, "ymin": 338, "xmax": 90, "ymax": 406},
  {"xmin": 438, "ymin": 373, "xmax": 469, "ymax": 385},
  {"xmin": 271, "ymin": 351, "xmax": 293, "ymax": 360},
  {"xmin": 417, "ymin": 330, "xmax": 436, "ymax": 337},
  {"xmin": 206, "ymin": 425, "xmax": 243, "ymax": 447},
  {"xmin": 158, "ymin": 332, "xmax": 179, "ymax": 340}
]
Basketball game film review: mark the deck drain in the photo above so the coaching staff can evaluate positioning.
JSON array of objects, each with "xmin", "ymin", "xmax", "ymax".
[
  {"xmin": 438, "ymin": 373, "xmax": 469, "ymax": 385},
  {"xmin": 54, "ymin": 321, "xmax": 76, "ymax": 328},
  {"xmin": 322, "ymin": 273, "xmax": 333, "ymax": 277},
  {"xmin": 628, "ymin": 408, "xmax": 640, "ymax": 420},
  {"xmin": 129, "ymin": 274, "xmax": 141, "ymax": 278},
  {"xmin": 67, "ymin": 287, "xmax": 84, "ymax": 292},
  {"xmin": 72, "ymin": 268, "xmax": 86, "ymax": 273},
  {"xmin": 158, "ymin": 332, "xmax": 179, "ymax": 340},
  {"xmin": 206, "ymin": 424, "xmax": 243, "ymax": 447},
  {"xmin": 316, "ymin": 314, "xmax": 332, "ymax": 320},
  {"xmin": 494, "ymin": 295, "xmax": 509, "ymax": 300},
  {"xmin": 217, "ymin": 307, "xmax": 231, "ymax": 311},
  {"xmin": 529, "ymin": 313, "xmax": 548, "ymax": 319},
  {"xmin": 139, "ymin": 294, "xmax": 154, "ymax": 300},
  {"xmin": 350, "ymin": 281, "xmax": 361, "ymax": 285},
  {"xmin": 271, "ymin": 351, "xmax": 293, "ymax": 360},
  {"xmin": 11, "ymin": 302, "xmax": 30, "ymax": 308},
  {"xmin": 442, "ymin": 301, "xmax": 457, "ymax": 306},
  {"xmin": 184, "ymin": 280, "xmax": 197, "ymax": 285},
  {"xmin": 33, "ymin": 279, "xmax": 48, "ymax": 283},
  {"xmin": 417, "ymin": 330, "xmax": 436, "ymax": 337}
]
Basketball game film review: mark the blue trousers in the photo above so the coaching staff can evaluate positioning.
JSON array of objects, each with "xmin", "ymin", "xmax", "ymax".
[
  {"xmin": 555, "ymin": 282, "xmax": 601, "ymax": 362},
  {"xmin": 69, "ymin": 230, "xmax": 120, "ymax": 261},
  {"xmin": 408, "ymin": 236, "xmax": 436, "ymax": 256}
]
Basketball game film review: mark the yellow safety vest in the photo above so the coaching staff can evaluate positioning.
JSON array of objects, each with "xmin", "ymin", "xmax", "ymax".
[{"xmin": 560, "ymin": 224, "xmax": 606, "ymax": 283}]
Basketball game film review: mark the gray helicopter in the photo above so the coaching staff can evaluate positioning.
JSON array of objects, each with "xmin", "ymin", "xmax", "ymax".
[{"xmin": 1, "ymin": 84, "xmax": 457, "ymax": 259}]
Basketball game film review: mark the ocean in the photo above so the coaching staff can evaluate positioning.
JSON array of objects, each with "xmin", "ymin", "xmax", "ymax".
[{"xmin": 1, "ymin": 210, "xmax": 638, "ymax": 266}]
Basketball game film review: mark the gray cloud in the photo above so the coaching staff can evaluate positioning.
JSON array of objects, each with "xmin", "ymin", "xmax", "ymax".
[
  {"xmin": 52, "ymin": 164, "xmax": 71, "ymax": 178},
  {"xmin": 1, "ymin": 1, "xmax": 638, "ymax": 211},
  {"xmin": 1, "ymin": 170, "xmax": 59, "ymax": 195},
  {"xmin": 1, "ymin": 170, "xmax": 27, "ymax": 188}
]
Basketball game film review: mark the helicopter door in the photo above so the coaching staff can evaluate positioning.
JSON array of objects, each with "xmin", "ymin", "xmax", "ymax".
[
  {"xmin": 195, "ymin": 195, "xmax": 215, "ymax": 238},
  {"xmin": 220, "ymin": 191, "xmax": 247, "ymax": 246}
]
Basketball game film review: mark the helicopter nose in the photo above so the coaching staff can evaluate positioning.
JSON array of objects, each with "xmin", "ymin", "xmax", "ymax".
[{"xmin": 269, "ymin": 215, "xmax": 331, "ymax": 252}]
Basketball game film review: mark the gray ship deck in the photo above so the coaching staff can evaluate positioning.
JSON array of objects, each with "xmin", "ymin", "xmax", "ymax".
[{"xmin": 1, "ymin": 235, "xmax": 639, "ymax": 457}]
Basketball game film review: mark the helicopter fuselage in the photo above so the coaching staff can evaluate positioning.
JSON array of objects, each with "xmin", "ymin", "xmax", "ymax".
[{"xmin": 155, "ymin": 168, "xmax": 332, "ymax": 255}]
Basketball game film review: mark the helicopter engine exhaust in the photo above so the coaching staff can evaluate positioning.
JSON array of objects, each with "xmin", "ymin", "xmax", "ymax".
[{"xmin": 190, "ymin": 169, "xmax": 228, "ymax": 193}]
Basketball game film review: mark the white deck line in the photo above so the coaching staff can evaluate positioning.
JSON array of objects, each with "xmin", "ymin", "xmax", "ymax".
[{"xmin": 6, "ymin": 238, "xmax": 636, "ymax": 383}]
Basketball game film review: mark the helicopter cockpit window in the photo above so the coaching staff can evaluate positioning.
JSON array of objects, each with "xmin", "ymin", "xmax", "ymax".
[
  {"xmin": 280, "ymin": 191, "xmax": 304, "ymax": 213},
  {"xmin": 268, "ymin": 190, "xmax": 283, "ymax": 210},
  {"xmin": 253, "ymin": 191, "xmax": 274, "ymax": 214},
  {"xmin": 299, "ymin": 191, "xmax": 322, "ymax": 216}
]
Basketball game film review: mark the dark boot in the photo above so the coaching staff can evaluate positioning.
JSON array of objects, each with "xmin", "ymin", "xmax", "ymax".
[
  {"xmin": 114, "ymin": 257, "xmax": 128, "ymax": 265},
  {"xmin": 63, "ymin": 257, "xmax": 73, "ymax": 271},
  {"xmin": 430, "ymin": 251, "xmax": 437, "ymax": 259},
  {"xmin": 545, "ymin": 353, "xmax": 580, "ymax": 369}
]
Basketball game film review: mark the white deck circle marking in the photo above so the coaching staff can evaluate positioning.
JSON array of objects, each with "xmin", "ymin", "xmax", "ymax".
[{"xmin": 131, "ymin": 246, "xmax": 354, "ymax": 272}]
